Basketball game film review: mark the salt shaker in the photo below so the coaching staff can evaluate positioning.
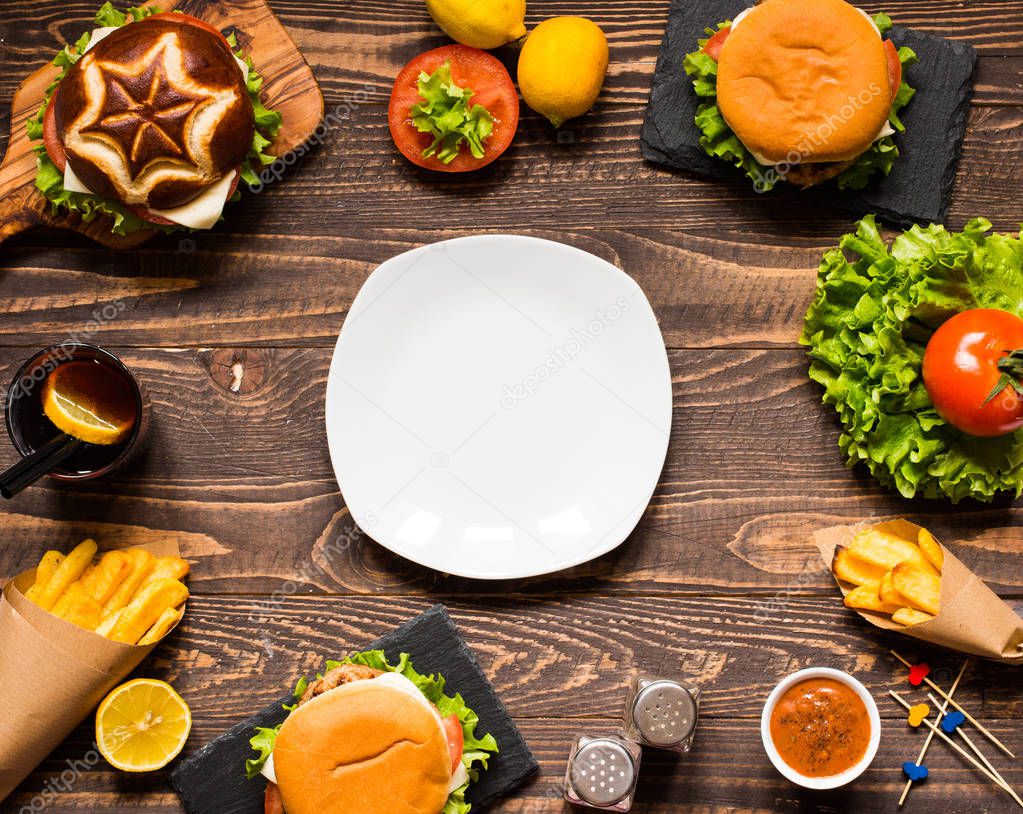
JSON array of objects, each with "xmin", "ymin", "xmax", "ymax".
[
  {"xmin": 622, "ymin": 675, "xmax": 700, "ymax": 752},
  {"xmin": 563, "ymin": 735, "xmax": 642, "ymax": 811}
]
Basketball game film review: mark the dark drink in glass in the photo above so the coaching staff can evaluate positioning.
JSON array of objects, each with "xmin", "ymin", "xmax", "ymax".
[{"xmin": 5, "ymin": 343, "xmax": 148, "ymax": 480}]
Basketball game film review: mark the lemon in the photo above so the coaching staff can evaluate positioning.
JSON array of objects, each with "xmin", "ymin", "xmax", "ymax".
[
  {"xmin": 518, "ymin": 17, "xmax": 609, "ymax": 128},
  {"xmin": 41, "ymin": 362, "xmax": 136, "ymax": 445},
  {"xmin": 96, "ymin": 679, "xmax": 191, "ymax": 772},
  {"xmin": 426, "ymin": 0, "xmax": 527, "ymax": 49}
]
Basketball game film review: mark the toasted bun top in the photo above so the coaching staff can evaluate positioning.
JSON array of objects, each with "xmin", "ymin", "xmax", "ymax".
[
  {"xmin": 54, "ymin": 15, "xmax": 254, "ymax": 209},
  {"xmin": 273, "ymin": 678, "xmax": 452, "ymax": 814},
  {"xmin": 716, "ymin": 0, "xmax": 891, "ymax": 164}
]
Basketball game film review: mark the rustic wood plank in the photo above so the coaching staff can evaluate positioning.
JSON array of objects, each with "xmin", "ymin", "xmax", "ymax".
[
  {"xmin": 1, "ymin": 348, "xmax": 1020, "ymax": 597},
  {"xmin": 1, "ymin": 0, "xmax": 1022, "ymax": 109},
  {"xmin": 1, "ymin": 99, "xmax": 1021, "ymax": 284},
  {"xmin": 2, "ymin": 596, "xmax": 1022, "ymax": 813},
  {"xmin": 0, "ymin": 227, "xmax": 827, "ymax": 349},
  {"xmin": 9, "ymin": 717, "xmax": 1023, "ymax": 813}
]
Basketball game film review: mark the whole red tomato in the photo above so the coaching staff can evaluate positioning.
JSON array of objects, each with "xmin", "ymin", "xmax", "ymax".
[{"xmin": 922, "ymin": 308, "xmax": 1023, "ymax": 437}]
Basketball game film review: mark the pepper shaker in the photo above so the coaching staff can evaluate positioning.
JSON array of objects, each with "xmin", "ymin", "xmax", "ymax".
[
  {"xmin": 563, "ymin": 734, "xmax": 642, "ymax": 811},
  {"xmin": 622, "ymin": 675, "xmax": 700, "ymax": 752}
]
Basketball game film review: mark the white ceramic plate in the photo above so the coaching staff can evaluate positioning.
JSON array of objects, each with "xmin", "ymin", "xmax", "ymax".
[{"xmin": 325, "ymin": 235, "xmax": 671, "ymax": 579}]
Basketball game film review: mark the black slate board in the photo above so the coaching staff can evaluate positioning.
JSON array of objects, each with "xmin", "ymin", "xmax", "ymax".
[
  {"xmin": 640, "ymin": 0, "xmax": 977, "ymax": 226},
  {"xmin": 169, "ymin": 605, "xmax": 538, "ymax": 814}
]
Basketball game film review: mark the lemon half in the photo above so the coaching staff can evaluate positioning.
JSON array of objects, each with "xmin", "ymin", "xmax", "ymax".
[{"xmin": 96, "ymin": 679, "xmax": 191, "ymax": 772}]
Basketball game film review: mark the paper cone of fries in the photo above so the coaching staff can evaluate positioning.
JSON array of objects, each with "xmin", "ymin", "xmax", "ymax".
[
  {"xmin": 0, "ymin": 541, "xmax": 185, "ymax": 802},
  {"xmin": 816, "ymin": 520, "xmax": 1023, "ymax": 663}
]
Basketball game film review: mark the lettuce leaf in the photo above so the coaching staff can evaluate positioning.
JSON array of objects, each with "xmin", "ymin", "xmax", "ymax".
[
  {"xmin": 26, "ymin": 3, "xmax": 282, "ymax": 234},
  {"xmin": 245, "ymin": 651, "xmax": 499, "ymax": 814},
  {"xmin": 801, "ymin": 216, "xmax": 1023, "ymax": 502},
  {"xmin": 410, "ymin": 61, "xmax": 494, "ymax": 165},
  {"xmin": 683, "ymin": 15, "xmax": 917, "ymax": 191}
]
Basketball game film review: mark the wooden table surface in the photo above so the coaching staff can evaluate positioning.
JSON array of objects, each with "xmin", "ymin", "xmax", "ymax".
[{"xmin": 1, "ymin": 1, "xmax": 1022, "ymax": 812}]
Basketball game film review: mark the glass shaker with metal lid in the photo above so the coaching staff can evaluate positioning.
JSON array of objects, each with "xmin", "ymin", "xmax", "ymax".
[
  {"xmin": 563, "ymin": 734, "xmax": 642, "ymax": 811},
  {"xmin": 622, "ymin": 675, "xmax": 700, "ymax": 752}
]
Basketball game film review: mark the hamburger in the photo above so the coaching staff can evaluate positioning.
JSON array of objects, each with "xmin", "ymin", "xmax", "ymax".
[
  {"xmin": 246, "ymin": 652, "xmax": 499, "ymax": 814},
  {"xmin": 27, "ymin": 3, "xmax": 281, "ymax": 234},
  {"xmin": 683, "ymin": 0, "xmax": 917, "ymax": 190}
]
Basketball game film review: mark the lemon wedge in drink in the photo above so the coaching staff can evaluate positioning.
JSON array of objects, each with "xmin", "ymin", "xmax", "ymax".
[
  {"xmin": 96, "ymin": 679, "xmax": 191, "ymax": 772},
  {"xmin": 41, "ymin": 361, "xmax": 136, "ymax": 445}
]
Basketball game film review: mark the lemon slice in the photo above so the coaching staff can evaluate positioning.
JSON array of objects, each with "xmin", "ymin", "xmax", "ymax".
[
  {"xmin": 41, "ymin": 361, "xmax": 136, "ymax": 446},
  {"xmin": 96, "ymin": 679, "xmax": 191, "ymax": 772}
]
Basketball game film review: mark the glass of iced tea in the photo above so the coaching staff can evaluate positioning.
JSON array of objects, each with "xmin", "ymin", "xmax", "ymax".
[{"xmin": 4, "ymin": 343, "xmax": 149, "ymax": 483}]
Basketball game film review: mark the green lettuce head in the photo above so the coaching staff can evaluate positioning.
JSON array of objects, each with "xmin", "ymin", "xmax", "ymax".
[{"xmin": 801, "ymin": 215, "xmax": 1023, "ymax": 502}]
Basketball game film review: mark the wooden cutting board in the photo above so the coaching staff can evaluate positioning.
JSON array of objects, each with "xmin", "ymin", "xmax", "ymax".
[{"xmin": 0, "ymin": 0, "xmax": 324, "ymax": 248}]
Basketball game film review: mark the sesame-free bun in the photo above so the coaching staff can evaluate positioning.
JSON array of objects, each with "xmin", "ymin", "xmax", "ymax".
[
  {"xmin": 273, "ymin": 679, "xmax": 452, "ymax": 814},
  {"xmin": 716, "ymin": 0, "xmax": 891, "ymax": 164},
  {"xmin": 55, "ymin": 16, "xmax": 254, "ymax": 209}
]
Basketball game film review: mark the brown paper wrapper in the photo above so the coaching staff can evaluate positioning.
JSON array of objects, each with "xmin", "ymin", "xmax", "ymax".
[
  {"xmin": 816, "ymin": 520, "xmax": 1023, "ymax": 663},
  {"xmin": 0, "ymin": 541, "xmax": 184, "ymax": 802}
]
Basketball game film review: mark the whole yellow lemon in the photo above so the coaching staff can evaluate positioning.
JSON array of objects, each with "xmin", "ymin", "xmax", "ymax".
[
  {"xmin": 426, "ymin": 0, "xmax": 527, "ymax": 50},
  {"xmin": 518, "ymin": 17, "xmax": 608, "ymax": 128}
]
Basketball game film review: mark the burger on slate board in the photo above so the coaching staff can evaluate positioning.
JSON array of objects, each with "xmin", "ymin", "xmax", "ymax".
[
  {"xmin": 28, "ymin": 4, "xmax": 282, "ymax": 235},
  {"xmin": 245, "ymin": 651, "xmax": 499, "ymax": 814},
  {"xmin": 683, "ymin": 0, "xmax": 916, "ymax": 192}
]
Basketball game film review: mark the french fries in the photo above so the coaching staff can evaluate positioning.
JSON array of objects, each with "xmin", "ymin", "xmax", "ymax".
[
  {"xmin": 892, "ymin": 607, "xmax": 935, "ymax": 627},
  {"xmin": 138, "ymin": 606, "xmax": 185, "ymax": 646},
  {"xmin": 844, "ymin": 584, "xmax": 902, "ymax": 614},
  {"xmin": 108, "ymin": 578, "xmax": 189, "ymax": 645},
  {"xmin": 34, "ymin": 539, "xmax": 97, "ymax": 611},
  {"xmin": 80, "ymin": 550, "xmax": 132, "ymax": 605},
  {"xmin": 831, "ymin": 525, "xmax": 944, "ymax": 628},
  {"xmin": 918, "ymin": 529, "xmax": 944, "ymax": 572},
  {"xmin": 20, "ymin": 542, "xmax": 189, "ymax": 646},
  {"xmin": 102, "ymin": 549, "xmax": 155, "ymax": 617},
  {"xmin": 833, "ymin": 548, "xmax": 887, "ymax": 586},
  {"xmin": 892, "ymin": 563, "xmax": 942, "ymax": 616}
]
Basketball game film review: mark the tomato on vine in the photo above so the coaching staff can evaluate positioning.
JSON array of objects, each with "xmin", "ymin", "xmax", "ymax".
[{"xmin": 922, "ymin": 308, "xmax": 1023, "ymax": 437}]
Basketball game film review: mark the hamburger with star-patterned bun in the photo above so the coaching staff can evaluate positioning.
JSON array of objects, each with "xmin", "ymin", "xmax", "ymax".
[{"xmin": 28, "ymin": 3, "xmax": 281, "ymax": 234}]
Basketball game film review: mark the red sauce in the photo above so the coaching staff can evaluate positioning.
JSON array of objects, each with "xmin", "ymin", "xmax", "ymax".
[{"xmin": 769, "ymin": 678, "xmax": 871, "ymax": 778}]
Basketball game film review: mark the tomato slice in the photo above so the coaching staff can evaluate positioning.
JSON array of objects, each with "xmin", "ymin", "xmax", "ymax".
[
  {"xmin": 42, "ymin": 91, "xmax": 67, "ymax": 172},
  {"xmin": 442, "ymin": 713, "xmax": 464, "ymax": 776},
  {"xmin": 263, "ymin": 781, "xmax": 285, "ymax": 814},
  {"xmin": 702, "ymin": 25, "xmax": 731, "ymax": 61},
  {"xmin": 883, "ymin": 39, "xmax": 901, "ymax": 101},
  {"xmin": 389, "ymin": 44, "xmax": 519, "ymax": 173},
  {"xmin": 923, "ymin": 308, "xmax": 1023, "ymax": 437},
  {"xmin": 144, "ymin": 12, "xmax": 233, "ymax": 51}
]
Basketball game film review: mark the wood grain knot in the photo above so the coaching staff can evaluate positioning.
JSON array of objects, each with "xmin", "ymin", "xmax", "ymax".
[{"xmin": 200, "ymin": 348, "xmax": 269, "ymax": 396}]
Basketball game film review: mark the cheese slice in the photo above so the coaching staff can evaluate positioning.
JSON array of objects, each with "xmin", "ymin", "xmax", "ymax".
[
  {"xmin": 260, "ymin": 752, "xmax": 277, "ymax": 785},
  {"xmin": 83, "ymin": 25, "xmax": 118, "ymax": 52},
  {"xmin": 148, "ymin": 170, "xmax": 237, "ymax": 229},
  {"xmin": 58, "ymin": 25, "xmax": 248, "ymax": 230}
]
